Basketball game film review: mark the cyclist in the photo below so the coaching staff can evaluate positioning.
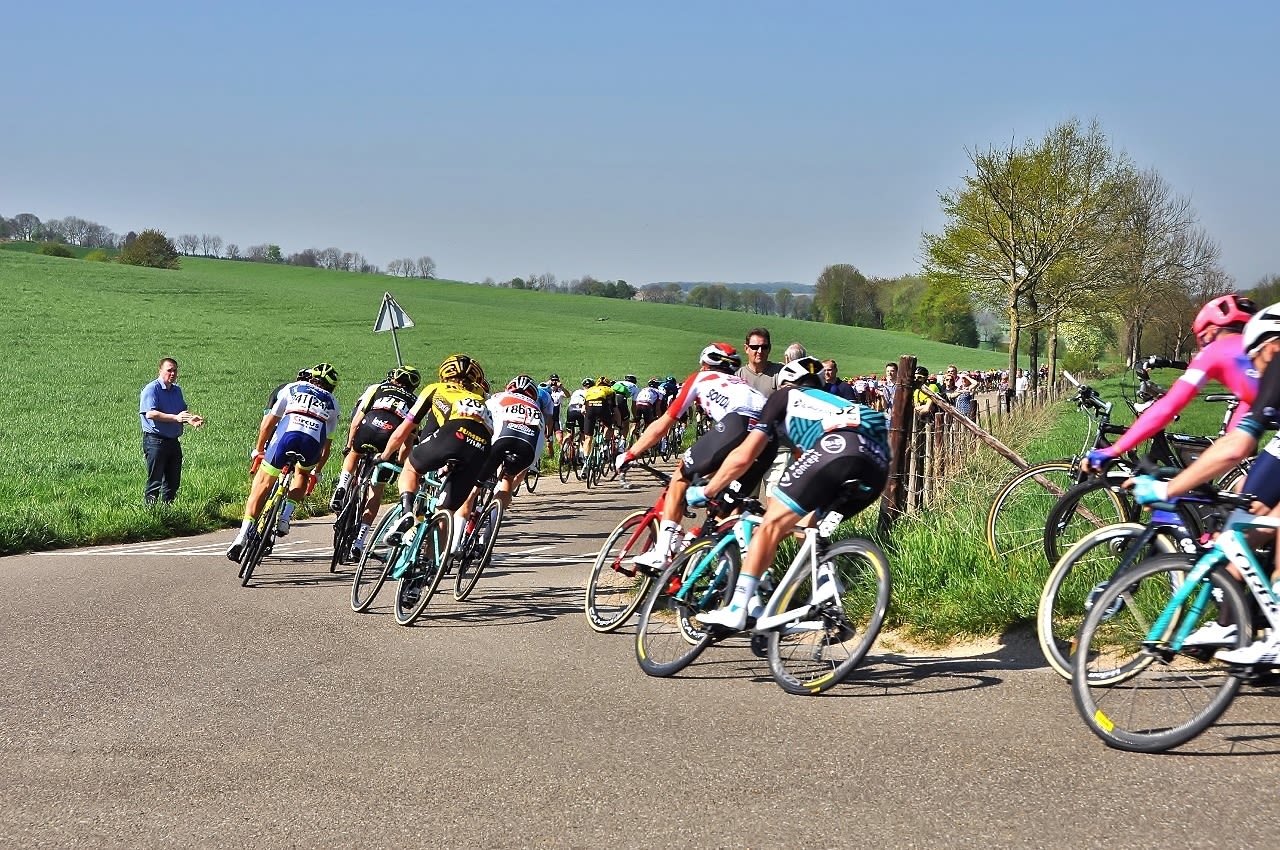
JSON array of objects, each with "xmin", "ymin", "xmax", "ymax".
[
  {"xmin": 330, "ymin": 365, "xmax": 422, "ymax": 561},
  {"xmin": 535, "ymin": 380, "xmax": 556, "ymax": 446},
  {"xmin": 616, "ymin": 343, "xmax": 773, "ymax": 573},
  {"xmin": 227, "ymin": 363, "xmax": 341, "ymax": 561},
  {"xmin": 620, "ymin": 374, "xmax": 640, "ymax": 403},
  {"xmin": 379, "ymin": 354, "xmax": 493, "ymax": 551},
  {"xmin": 546, "ymin": 374, "xmax": 567, "ymax": 449},
  {"xmin": 1130, "ymin": 303, "xmax": 1280, "ymax": 665},
  {"xmin": 581, "ymin": 376, "xmax": 617, "ymax": 468},
  {"xmin": 632, "ymin": 378, "xmax": 667, "ymax": 442},
  {"xmin": 565, "ymin": 378, "xmax": 590, "ymax": 444},
  {"xmin": 689, "ymin": 356, "xmax": 891, "ymax": 630},
  {"xmin": 464, "ymin": 374, "xmax": 546, "ymax": 517},
  {"xmin": 611, "ymin": 379, "xmax": 633, "ymax": 442},
  {"xmin": 1085, "ymin": 293, "xmax": 1259, "ymax": 472}
]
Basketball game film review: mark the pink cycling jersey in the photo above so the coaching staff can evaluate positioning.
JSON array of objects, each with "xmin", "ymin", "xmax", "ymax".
[
  {"xmin": 1102, "ymin": 334, "xmax": 1257, "ymax": 458},
  {"xmin": 666, "ymin": 370, "xmax": 765, "ymax": 423}
]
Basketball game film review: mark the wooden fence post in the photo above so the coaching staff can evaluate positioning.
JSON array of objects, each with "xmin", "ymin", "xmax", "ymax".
[{"xmin": 877, "ymin": 355, "xmax": 916, "ymax": 536}]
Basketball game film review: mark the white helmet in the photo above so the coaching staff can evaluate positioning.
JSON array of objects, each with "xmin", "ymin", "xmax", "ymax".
[
  {"xmin": 777, "ymin": 356, "xmax": 824, "ymax": 388},
  {"xmin": 1242, "ymin": 302, "xmax": 1280, "ymax": 355}
]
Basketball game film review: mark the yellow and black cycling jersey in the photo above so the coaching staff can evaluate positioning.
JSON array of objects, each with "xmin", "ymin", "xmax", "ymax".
[
  {"xmin": 408, "ymin": 381, "xmax": 494, "ymax": 439},
  {"xmin": 583, "ymin": 384, "xmax": 615, "ymax": 409}
]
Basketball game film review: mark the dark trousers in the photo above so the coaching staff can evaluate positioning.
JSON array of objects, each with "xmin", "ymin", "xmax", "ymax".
[{"xmin": 143, "ymin": 434, "xmax": 183, "ymax": 505}]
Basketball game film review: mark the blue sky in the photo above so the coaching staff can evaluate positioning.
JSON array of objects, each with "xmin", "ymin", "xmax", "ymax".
[{"xmin": 4, "ymin": 1, "xmax": 1276, "ymax": 287}]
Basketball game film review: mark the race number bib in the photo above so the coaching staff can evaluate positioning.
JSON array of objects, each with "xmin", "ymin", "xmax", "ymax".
[{"xmin": 821, "ymin": 409, "xmax": 861, "ymax": 433}]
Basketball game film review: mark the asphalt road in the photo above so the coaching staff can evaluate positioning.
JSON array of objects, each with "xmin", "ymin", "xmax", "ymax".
[{"xmin": 3, "ymin": 472, "xmax": 1279, "ymax": 849}]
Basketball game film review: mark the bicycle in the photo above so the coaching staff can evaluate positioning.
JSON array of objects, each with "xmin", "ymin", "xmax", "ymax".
[
  {"xmin": 330, "ymin": 445, "xmax": 379, "ymax": 572},
  {"xmin": 583, "ymin": 463, "xmax": 723, "ymax": 634},
  {"xmin": 348, "ymin": 460, "xmax": 406, "ymax": 612},
  {"xmin": 558, "ymin": 431, "xmax": 583, "ymax": 483},
  {"xmin": 237, "ymin": 450, "xmax": 305, "ymax": 587},
  {"xmin": 634, "ymin": 495, "xmax": 891, "ymax": 695},
  {"xmin": 452, "ymin": 450, "xmax": 525, "ymax": 602},
  {"xmin": 1070, "ymin": 486, "xmax": 1279, "ymax": 752}
]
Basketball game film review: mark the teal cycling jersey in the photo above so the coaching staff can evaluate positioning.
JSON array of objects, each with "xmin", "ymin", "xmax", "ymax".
[{"xmin": 752, "ymin": 386, "xmax": 888, "ymax": 452}]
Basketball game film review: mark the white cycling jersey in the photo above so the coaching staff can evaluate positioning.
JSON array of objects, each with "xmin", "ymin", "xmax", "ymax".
[{"xmin": 667, "ymin": 370, "xmax": 764, "ymax": 423}]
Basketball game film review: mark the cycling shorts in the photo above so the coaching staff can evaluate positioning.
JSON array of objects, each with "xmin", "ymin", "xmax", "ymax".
[
  {"xmin": 1243, "ymin": 439, "xmax": 1280, "ymax": 508},
  {"xmin": 479, "ymin": 435, "xmax": 536, "ymax": 481},
  {"xmin": 264, "ymin": 430, "xmax": 323, "ymax": 473},
  {"xmin": 584, "ymin": 407, "xmax": 611, "ymax": 436},
  {"xmin": 634, "ymin": 403, "xmax": 659, "ymax": 428},
  {"xmin": 678, "ymin": 412, "xmax": 776, "ymax": 493},
  {"xmin": 407, "ymin": 422, "xmax": 490, "ymax": 511},
  {"xmin": 565, "ymin": 409, "xmax": 585, "ymax": 433},
  {"xmin": 351, "ymin": 421, "xmax": 399, "ymax": 455},
  {"xmin": 772, "ymin": 429, "xmax": 889, "ymax": 518}
]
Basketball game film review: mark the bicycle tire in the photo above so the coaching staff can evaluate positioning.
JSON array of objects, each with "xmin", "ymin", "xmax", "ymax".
[
  {"xmin": 454, "ymin": 499, "xmax": 503, "ymax": 601},
  {"xmin": 330, "ymin": 490, "xmax": 361, "ymax": 572},
  {"xmin": 1036, "ymin": 522, "xmax": 1180, "ymax": 680},
  {"xmin": 985, "ymin": 460, "xmax": 1080, "ymax": 563},
  {"xmin": 558, "ymin": 448, "xmax": 573, "ymax": 484},
  {"xmin": 1041, "ymin": 476, "xmax": 1136, "ymax": 567},
  {"xmin": 635, "ymin": 539, "xmax": 737, "ymax": 677},
  {"xmin": 1070, "ymin": 553, "xmax": 1248, "ymax": 753},
  {"xmin": 350, "ymin": 505, "xmax": 403, "ymax": 613},
  {"xmin": 524, "ymin": 466, "xmax": 539, "ymax": 493},
  {"xmin": 584, "ymin": 509, "xmax": 659, "ymax": 633},
  {"xmin": 240, "ymin": 487, "xmax": 284, "ymax": 586},
  {"xmin": 766, "ymin": 538, "xmax": 892, "ymax": 695},
  {"xmin": 394, "ymin": 511, "xmax": 453, "ymax": 626}
]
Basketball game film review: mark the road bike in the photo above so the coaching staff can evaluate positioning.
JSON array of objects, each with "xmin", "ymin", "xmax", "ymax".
[
  {"xmin": 1071, "ymin": 486, "xmax": 1279, "ymax": 752},
  {"xmin": 238, "ymin": 450, "xmax": 305, "ymax": 587},
  {"xmin": 330, "ymin": 445, "xmax": 381, "ymax": 572},
  {"xmin": 558, "ymin": 430, "xmax": 584, "ymax": 483},
  {"xmin": 634, "ymin": 495, "xmax": 891, "ymax": 695},
  {"xmin": 348, "ymin": 460, "xmax": 407, "ymax": 612},
  {"xmin": 452, "ymin": 449, "xmax": 527, "ymax": 602}
]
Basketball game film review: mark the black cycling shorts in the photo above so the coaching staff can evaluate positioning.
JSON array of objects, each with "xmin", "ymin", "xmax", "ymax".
[
  {"xmin": 351, "ymin": 420, "xmax": 400, "ymax": 454},
  {"xmin": 1243, "ymin": 443, "xmax": 1280, "ymax": 508},
  {"xmin": 479, "ymin": 435, "xmax": 536, "ymax": 481},
  {"xmin": 584, "ymin": 405, "xmax": 611, "ymax": 436},
  {"xmin": 407, "ymin": 422, "xmax": 490, "ymax": 511},
  {"xmin": 565, "ymin": 409, "xmax": 585, "ymax": 432},
  {"xmin": 634, "ymin": 403, "xmax": 659, "ymax": 428},
  {"xmin": 678, "ymin": 412, "xmax": 776, "ymax": 494},
  {"xmin": 772, "ymin": 430, "xmax": 889, "ymax": 518}
]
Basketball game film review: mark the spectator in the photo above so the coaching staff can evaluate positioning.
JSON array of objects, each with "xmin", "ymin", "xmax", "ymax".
[
  {"xmin": 735, "ymin": 327, "xmax": 782, "ymax": 396},
  {"xmin": 913, "ymin": 366, "xmax": 944, "ymax": 420},
  {"xmin": 782, "ymin": 342, "xmax": 807, "ymax": 364},
  {"xmin": 140, "ymin": 357, "xmax": 204, "ymax": 506},
  {"xmin": 821, "ymin": 360, "xmax": 856, "ymax": 400},
  {"xmin": 880, "ymin": 363, "xmax": 898, "ymax": 423},
  {"xmin": 1015, "ymin": 368, "xmax": 1029, "ymax": 397},
  {"xmin": 945, "ymin": 364, "xmax": 978, "ymax": 419}
]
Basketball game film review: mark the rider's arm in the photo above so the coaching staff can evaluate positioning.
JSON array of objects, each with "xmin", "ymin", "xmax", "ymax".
[
  {"xmin": 1164, "ymin": 428, "xmax": 1258, "ymax": 498},
  {"xmin": 382, "ymin": 387, "xmax": 433, "ymax": 460},
  {"xmin": 703, "ymin": 430, "xmax": 769, "ymax": 497},
  {"xmin": 254, "ymin": 414, "xmax": 280, "ymax": 455},
  {"xmin": 1100, "ymin": 378, "xmax": 1200, "ymax": 459}
]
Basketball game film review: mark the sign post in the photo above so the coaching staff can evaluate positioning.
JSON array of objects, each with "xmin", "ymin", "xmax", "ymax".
[{"xmin": 373, "ymin": 291, "xmax": 415, "ymax": 367}]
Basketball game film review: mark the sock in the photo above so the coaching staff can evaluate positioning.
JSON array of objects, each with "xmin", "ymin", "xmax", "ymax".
[
  {"xmin": 654, "ymin": 521, "xmax": 681, "ymax": 559},
  {"xmin": 238, "ymin": 518, "xmax": 253, "ymax": 538},
  {"xmin": 280, "ymin": 501, "xmax": 297, "ymax": 523},
  {"xmin": 336, "ymin": 471, "xmax": 352, "ymax": 490},
  {"xmin": 356, "ymin": 523, "xmax": 371, "ymax": 546},
  {"xmin": 727, "ymin": 574, "xmax": 760, "ymax": 613},
  {"xmin": 400, "ymin": 492, "xmax": 414, "ymax": 515}
]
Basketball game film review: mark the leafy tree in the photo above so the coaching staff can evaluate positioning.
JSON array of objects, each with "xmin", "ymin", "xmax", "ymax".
[
  {"xmin": 84, "ymin": 249, "xmax": 112, "ymax": 262},
  {"xmin": 791, "ymin": 294, "xmax": 813, "ymax": 320},
  {"xmin": 774, "ymin": 287, "xmax": 793, "ymax": 317},
  {"xmin": 12, "ymin": 213, "xmax": 40, "ymax": 240},
  {"xmin": 266, "ymin": 244, "xmax": 282, "ymax": 263},
  {"xmin": 914, "ymin": 278, "xmax": 978, "ymax": 346},
  {"xmin": 37, "ymin": 243, "xmax": 74, "ymax": 258},
  {"xmin": 814, "ymin": 263, "xmax": 875, "ymax": 325},
  {"xmin": 119, "ymin": 229, "xmax": 180, "ymax": 269},
  {"xmin": 1249, "ymin": 274, "xmax": 1280, "ymax": 306}
]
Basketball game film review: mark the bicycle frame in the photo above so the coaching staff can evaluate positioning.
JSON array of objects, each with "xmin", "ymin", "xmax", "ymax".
[{"xmin": 389, "ymin": 467, "xmax": 449, "ymax": 578}]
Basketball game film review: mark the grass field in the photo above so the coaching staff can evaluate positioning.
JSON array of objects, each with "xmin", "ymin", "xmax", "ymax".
[{"xmin": 2, "ymin": 247, "xmax": 1238, "ymax": 641}]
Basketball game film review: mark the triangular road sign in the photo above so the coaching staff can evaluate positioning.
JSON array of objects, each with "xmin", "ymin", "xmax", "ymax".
[{"xmin": 374, "ymin": 292, "xmax": 415, "ymax": 332}]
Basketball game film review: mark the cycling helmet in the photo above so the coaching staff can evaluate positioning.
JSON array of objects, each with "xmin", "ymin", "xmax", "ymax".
[
  {"xmin": 611, "ymin": 381, "xmax": 630, "ymax": 397},
  {"xmin": 308, "ymin": 362, "xmax": 339, "ymax": 390},
  {"xmin": 648, "ymin": 377, "xmax": 660, "ymax": 388},
  {"xmin": 507, "ymin": 374, "xmax": 537, "ymax": 399},
  {"xmin": 438, "ymin": 353, "xmax": 473, "ymax": 384},
  {"xmin": 665, "ymin": 375, "xmax": 675, "ymax": 382},
  {"xmin": 581, "ymin": 378, "xmax": 593, "ymax": 388},
  {"xmin": 699, "ymin": 342, "xmax": 741, "ymax": 372},
  {"xmin": 296, "ymin": 368, "xmax": 311, "ymax": 381},
  {"xmin": 1242, "ymin": 303, "xmax": 1280, "ymax": 356},
  {"xmin": 624, "ymin": 374, "xmax": 637, "ymax": 384},
  {"xmin": 548, "ymin": 373, "xmax": 560, "ymax": 381},
  {"xmin": 1193, "ymin": 293, "xmax": 1257, "ymax": 337},
  {"xmin": 388, "ymin": 365, "xmax": 422, "ymax": 391},
  {"xmin": 777, "ymin": 356, "xmax": 824, "ymax": 389},
  {"xmin": 597, "ymin": 376, "xmax": 610, "ymax": 386},
  {"xmin": 465, "ymin": 358, "xmax": 486, "ymax": 389}
]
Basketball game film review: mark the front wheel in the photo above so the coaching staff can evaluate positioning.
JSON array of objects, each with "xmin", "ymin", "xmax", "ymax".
[
  {"xmin": 330, "ymin": 492, "xmax": 361, "ymax": 572},
  {"xmin": 1036, "ymin": 522, "xmax": 1179, "ymax": 680},
  {"xmin": 1041, "ymin": 475, "xmax": 1135, "ymax": 567},
  {"xmin": 350, "ymin": 505, "xmax": 402, "ymax": 613},
  {"xmin": 454, "ymin": 499, "xmax": 503, "ymax": 601},
  {"xmin": 585, "ymin": 510, "xmax": 658, "ymax": 633},
  {"xmin": 985, "ymin": 460, "xmax": 1079, "ymax": 564},
  {"xmin": 1071, "ymin": 553, "xmax": 1247, "ymax": 753},
  {"xmin": 394, "ymin": 511, "xmax": 453, "ymax": 626},
  {"xmin": 766, "ymin": 538, "xmax": 891, "ymax": 695},
  {"xmin": 558, "ymin": 447, "xmax": 574, "ymax": 483},
  {"xmin": 635, "ymin": 539, "xmax": 737, "ymax": 677}
]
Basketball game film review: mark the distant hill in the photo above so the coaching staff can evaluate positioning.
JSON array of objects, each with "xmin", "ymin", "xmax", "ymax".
[{"xmin": 650, "ymin": 281, "xmax": 815, "ymax": 294}]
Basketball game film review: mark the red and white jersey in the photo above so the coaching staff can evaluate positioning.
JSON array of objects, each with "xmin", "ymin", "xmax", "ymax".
[
  {"xmin": 486, "ymin": 390, "xmax": 547, "ymax": 458},
  {"xmin": 667, "ymin": 370, "xmax": 765, "ymax": 423}
]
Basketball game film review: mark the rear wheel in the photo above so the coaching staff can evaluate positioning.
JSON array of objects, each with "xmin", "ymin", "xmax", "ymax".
[
  {"xmin": 558, "ymin": 447, "xmax": 574, "ymax": 483},
  {"xmin": 985, "ymin": 460, "xmax": 1079, "ymax": 564},
  {"xmin": 585, "ymin": 510, "xmax": 659, "ymax": 633},
  {"xmin": 766, "ymin": 538, "xmax": 891, "ymax": 695},
  {"xmin": 1071, "ymin": 554, "xmax": 1248, "ymax": 752},
  {"xmin": 524, "ymin": 466, "xmax": 539, "ymax": 493},
  {"xmin": 394, "ymin": 511, "xmax": 453, "ymax": 626},
  {"xmin": 240, "ymin": 489, "xmax": 283, "ymax": 587},
  {"xmin": 350, "ymin": 505, "xmax": 402, "ymax": 613},
  {"xmin": 454, "ymin": 499, "xmax": 504, "ymax": 601},
  {"xmin": 635, "ymin": 540, "xmax": 737, "ymax": 677},
  {"xmin": 1041, "ymin": 475, "xmax": 1136, "ymax": 567},
  {"xmin": 330, "ymin": 491, "xmax": 361, "ymax": 572}
]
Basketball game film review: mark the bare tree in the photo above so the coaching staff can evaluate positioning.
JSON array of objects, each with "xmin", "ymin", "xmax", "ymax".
[
  {"xmin": 416, "ymin": 256, "xmax": 436, "ymax": 278},
  {"xmin": 245, "ymin": 243, "xmax": 270, "ymax": 262},
  {"xmin": 207, "ymin": 235, "xmax": 222, "ymax": 257},
  {"xmin": 225, "ymin": 243, "xmax": 241, "ymax": 260},
  {"xmin": 177, "ymin": 233, "xmax": 200, "ymax": 255}
]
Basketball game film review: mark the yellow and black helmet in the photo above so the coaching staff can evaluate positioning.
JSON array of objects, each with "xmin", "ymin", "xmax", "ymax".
[
  {"xmin": 439, "ymin": 354, "xmax": 474, "ymax": 384},
  {"xmin": 308, "ymin": 362, "xmax": 339, "ymax": 391}
]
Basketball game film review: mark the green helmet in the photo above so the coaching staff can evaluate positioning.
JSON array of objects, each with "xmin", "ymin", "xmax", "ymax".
[{"xmin": 611, "ymin": 381, "xmax": 630, "ymax": 397}]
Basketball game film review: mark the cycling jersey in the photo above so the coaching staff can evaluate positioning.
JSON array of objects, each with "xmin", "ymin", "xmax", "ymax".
[
  {"xmin": 269, "ymin": 381, "xmax": 341, "ymax": 443},
  {"xmin": 351, "ymin": 381, "xmax": 416, "ymax": 430},
  {"xmin": 753, "ymin": 387, "xmax": 889, "ymax": 454},
  {"xmin": 405, "ymin": 381, "xmax": 493, "ymax": 444},
  {"xmin": 634, "ymin": 386, "xmax": 663, "ymax": 407},
  {"xmin": 486, "ymin": 391, "xmax": 547, "ymax": 460},
  {"xmin": 1104, "ymin": 334, "xmax": 1258, "ymax": 458},
  {"xmin": 535, "ymin": 387, "xmax": 555, "ymax": 431},
  {"xmin": 583, "ymin": 385, "xmax": 615, "ymax": 409},
  {"xmin": 567, "ymin": 388, "xmax": 587, "ymax": 412},
  {"xmin": 667, "ymin": 370, "xmax": 765, "ymax": 424}
]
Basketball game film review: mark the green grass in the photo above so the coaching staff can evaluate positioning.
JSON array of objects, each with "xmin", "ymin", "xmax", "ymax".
[{"xmin": 0, "ymin": 249, "xmax": 1011, "ymax": 557}]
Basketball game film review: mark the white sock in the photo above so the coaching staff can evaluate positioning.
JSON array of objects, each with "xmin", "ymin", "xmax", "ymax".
[
  {"xmin": 237, "ymin": 519, "xmax": 253, "ymax": 539},
  {"xmin": 355, "ymin": 523, "xmax": 371, "ymax": 546},
  {"xmin": 654, "ymin": 521, "xmax": 681, "ymax": 559},
  {"xmin": 727, "ymin": 574, "xmax": 760, "ymax": 612},
  {"xmin": 336, "ymin": 471, "xmax": 352, "ymax": 490}
]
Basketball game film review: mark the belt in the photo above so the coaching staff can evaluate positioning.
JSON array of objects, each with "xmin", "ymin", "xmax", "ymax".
[{"xmin": 144, "ymin": 433, "xmax": 179, "ymax": 441}]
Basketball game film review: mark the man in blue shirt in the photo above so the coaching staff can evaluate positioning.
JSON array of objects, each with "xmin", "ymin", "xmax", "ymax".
[{"xmin": 140, "ymin": 357, "xmax": 204, "ymax": 505}]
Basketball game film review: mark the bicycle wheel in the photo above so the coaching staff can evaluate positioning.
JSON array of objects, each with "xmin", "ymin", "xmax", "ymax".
[
  {"xmin": 330, "ymin": 490, "xmax": 361, "ymax": 572},
  {"xmin": 240, "ymin": 490, "xmax": 282, "ymax": 586},
  {"xmin": 1071, "ymin": 553, "xmax": 1248, "ymax": 753},
  {"xmin": 350, "ymin": 504, "xmax": 403, "ymax": 613},
  {"xmin": 454, "ymin": 499, "xmax": 503, "ymax": 601},
  {"xmin": 1036, "ymin": 522, "xmax": 1181, "ymax": 680},
  {"xmin": 635, "ymin": 539, "xmax": 737, "ymax": 677},
  {"xmin": 584, "ymin": 509, "xmax": 659, "ymax": 633},
  {"xmin": 1041, "ymin": 476, "xmax": 1135, "ymax": 567},
  {"xmin": 985, "ymin": 460, "xmax": 1080, "ymax": 563},
  {"xmin": 558, "ymin": 447, "xmax": 573, "ymax": 483},
  {"xmin": 524, "ymin": 466, "xmax": 539, "ymax": 493},
  {"xmin": 394, "ymin": 511, "xmax": 453, "ymax": 626},
  {"xmin": 766, "ymin": 538, "xmax": 892, "ymax": 696}
]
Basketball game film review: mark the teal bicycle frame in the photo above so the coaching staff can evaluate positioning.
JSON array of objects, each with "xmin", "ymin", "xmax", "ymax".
[{"xmin": 389, "ymin": 467, "xmax": 449, "ymax": 580}]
